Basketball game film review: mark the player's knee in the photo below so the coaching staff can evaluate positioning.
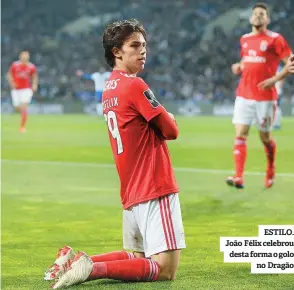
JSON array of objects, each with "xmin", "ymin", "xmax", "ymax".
[
  {"xmin": 259, "ymin": 132, "xmax": 271, "ymax": 144},
  {"xmin": 235, "ymin": 129, "xmax": 248, "ymax": 139},
  {"xmin": 158, "ymin": 267, "xmax": 177, "ymax": 281},
  {"xmin": 235, "ymin": 126, "xmax": 249, "ymax": 139},
  {"xmin": 152, "ymin": 249, "xmax": 181, "ymax": 281},
  {"xmin": 157, "ymin": 261, "xmax": 178, "ymax": 281},
  {"xmin": 19, "ymin": 104, "xmax": 27, "ymax": 111}
]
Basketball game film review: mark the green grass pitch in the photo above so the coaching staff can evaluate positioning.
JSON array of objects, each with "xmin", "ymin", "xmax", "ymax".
[{"xmin": 2, "ymin": 115, "xmax": 294, "ymax": 290}]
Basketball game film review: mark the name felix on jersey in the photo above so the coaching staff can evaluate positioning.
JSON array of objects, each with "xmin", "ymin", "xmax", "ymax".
[{"xmin": 102, "ymin": 97, "xmax": 119, "ymax": 111}]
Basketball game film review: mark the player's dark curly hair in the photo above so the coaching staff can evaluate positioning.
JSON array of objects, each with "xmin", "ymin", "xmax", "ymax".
[
  {"xmin": 253, "ymin": 2, "xmax": 270, "ymax": 17},
  {"xmin": 103, "ymin": 19, "xmax": 147, "ymax": 68}
]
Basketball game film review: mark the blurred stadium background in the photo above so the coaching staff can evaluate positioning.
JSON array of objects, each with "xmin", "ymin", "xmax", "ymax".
[
  {"xmin": 1, "ymin": 0, "xmax": 294, "ymax": 114},
  {"xmin": 2, "ymin": 1, "xmax": 294, "ymax": 290}
]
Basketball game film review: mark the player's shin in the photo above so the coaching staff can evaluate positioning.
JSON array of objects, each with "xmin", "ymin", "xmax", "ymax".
[
  {"xmin": 263, "ymin": 139, "xmax": 276, "ymax": 171},
  {"xmin": 233, "ymin": 137, "xmax": 247, "ymax": 178},
  {"xmin": 20, "ymin": 106, "xmax": 28, "ymax": 129},
  {"xmin": 263, "ymin": 138, "xmax": 276, "ymax": 188},
  {"xmin": 88, "ymin": 258, "xmax": 160, "ymax": 281},
  {"xmin": 90, "ymin": 250, "xmax": 135, "ymax": 263},
  {"xmin": 263, "ymin": 139, "xmax": 276, "ymax": 168}
]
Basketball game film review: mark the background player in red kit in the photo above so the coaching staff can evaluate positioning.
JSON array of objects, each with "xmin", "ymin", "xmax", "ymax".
[
  {"xmin": 227, "ymin": 3, "xmax": 292, "ymax": 189},
  {"xmin": 7, "ymin": 50, "xmax": 38, "ymax": 133},
  {"xmin": 45, "ymin": 19, "xmax": 186, "ymax": 289}
]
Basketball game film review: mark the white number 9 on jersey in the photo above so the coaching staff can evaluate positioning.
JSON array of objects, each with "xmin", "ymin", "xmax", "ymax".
[{"xmin": 104, "ymin": 111, "xmax": 124, "ymax": 154}]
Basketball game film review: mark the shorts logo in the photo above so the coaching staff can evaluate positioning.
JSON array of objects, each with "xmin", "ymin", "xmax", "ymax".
[
  {"xmin": 143, "ymin": 89, "xmax": 160, "ymax": 108},
  {"xmin": 260, "ymin": 40, "xmax": 268, "ymax": 52}
]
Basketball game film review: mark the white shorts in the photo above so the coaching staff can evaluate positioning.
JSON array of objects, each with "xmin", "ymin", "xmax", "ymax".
[
  {"xmin": 123, "ymin": 193, "xmax": 186, "ymax": 258},
  {"xmin": 11, "ymin": 88, "xmax": 33, "ymax": 107},
  {"xmin": 232, "ymin": 96, "xmax": 277, "ymax": 132}
]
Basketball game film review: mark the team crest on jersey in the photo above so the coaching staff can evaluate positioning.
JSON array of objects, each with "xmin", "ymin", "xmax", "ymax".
[
  {"xmin": 242, "ymin": 42, "xmax": 248, "ymax": 48},
  {"xmin": 260, "ymin": 40, "xmax": 268, "ymax": 52},
  {"xmin": 143, "ymin": 89, "xmax": 160, "ymax": 108}
]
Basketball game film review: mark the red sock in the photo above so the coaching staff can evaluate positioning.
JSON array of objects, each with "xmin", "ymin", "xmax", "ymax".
[
  {"xmin": 20, "ymin": 109, "xmax": 28, "ymax": 128},
  {"xmin": 90, "ymin": 251, "xmax": 135, "ymax": 263},
  {"xmin": 89, "ymin": 258, "xmax": 160, "ymax": 282},
  {"xmin": 233, "ymin": 137, "xmax": 247, "ymax": 178},
  {"xmin": 264, "ymin": 139, "xmax": 276, "ymax": 169}
]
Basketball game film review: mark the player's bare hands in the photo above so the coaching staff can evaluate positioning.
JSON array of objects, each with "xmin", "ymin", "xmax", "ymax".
[
  {"xmin": 231, "ymin": 63, "xmax": 243, "ymax": 75},
  {"xmin": 32, "ymin": 84, "xmax": 38, "ymax": 92},
  {"xmin": 257, "ymin": 77, "xmax": 276, "ymax": 90},
  {"xmin": 76, "ymin": 69, "xmax": 84, "ymax": 77},
  {"xmin": 286, "ymin": 55, "xmax": 294, "ymax": 74}
]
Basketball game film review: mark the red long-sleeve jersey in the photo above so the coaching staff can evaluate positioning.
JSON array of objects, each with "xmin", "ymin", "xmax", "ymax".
[{"xmin": 102, "ymin": 70, "xmax": 179, "ymax": 209}]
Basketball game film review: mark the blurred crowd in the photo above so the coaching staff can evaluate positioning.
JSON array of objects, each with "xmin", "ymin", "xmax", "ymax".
[{"xmin": 2, "ymin": 0, "xmax": 294, "ymax": 104}]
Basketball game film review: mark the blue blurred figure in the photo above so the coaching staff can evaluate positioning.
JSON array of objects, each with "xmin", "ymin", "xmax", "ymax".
[{"xmin": 76, "ymin": 68, "xmax": 111, "ymax": 115}]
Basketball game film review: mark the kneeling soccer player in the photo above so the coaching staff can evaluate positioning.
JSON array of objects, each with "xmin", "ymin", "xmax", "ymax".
[{"xmin": 45, "ymin": 19, "xmax": 186, "ymax": 289}]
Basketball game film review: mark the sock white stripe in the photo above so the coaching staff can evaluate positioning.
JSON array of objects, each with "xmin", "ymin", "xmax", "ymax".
[
  {"xmin": 150, "ymin": 260, "xmax": 156, "ymax": 280},
  {"xmin": 235, "ymin": 138, "xmax": 247, "ymax": 145},
  {"xmin": 147, "ymin": 259, "xmax": 153, "ymax": 281},
  {"xmin": 150, "ymin": 261, "xmax": 158, "ymax": 280}
]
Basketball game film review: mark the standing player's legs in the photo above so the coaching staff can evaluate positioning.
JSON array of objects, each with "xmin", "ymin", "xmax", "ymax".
[
  {"xmin": 51, "ymin": 194, "xmax": 185, "ymax": 289},
  {"xmin": 227, "ymin": 97, "xmax": 255, "ymax": 188},
  {"xmin": 255, "ymin": 101, "xmax": 277, "ymax": 188},
  {"xmin": 11, "ymin": 89, "xmax": 33, "ymax": 132}
]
